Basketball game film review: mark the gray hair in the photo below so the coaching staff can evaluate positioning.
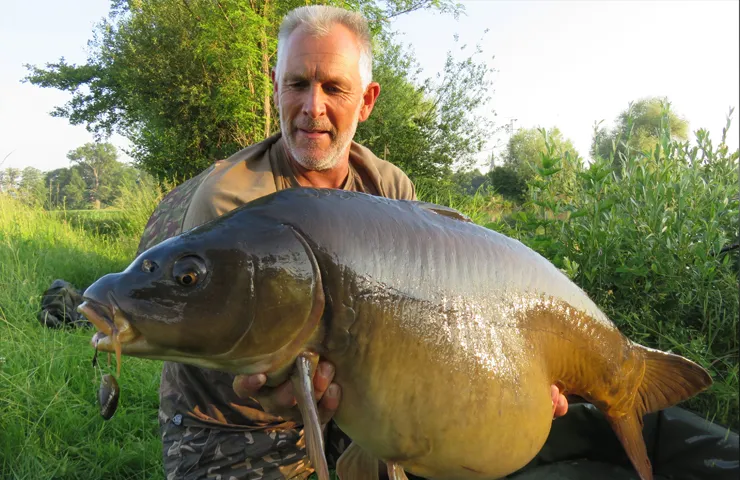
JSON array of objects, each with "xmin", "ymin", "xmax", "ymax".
[{"xmin": 275, "ymin": 5, "xmax": 373, "ymax": 89}]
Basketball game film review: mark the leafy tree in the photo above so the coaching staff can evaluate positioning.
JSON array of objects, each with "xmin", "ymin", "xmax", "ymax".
[
  {"xmin": 63, "ymin": 168, "xmax": 89, "ymax": 209},
  {"xmin": 0, "ymin": 168, "xmax": 21, "ymax": 193},
  {"xmin": 45, "ymin": 167, "xmax": 74, "ymax": 209},
  {"xmin": 503, "ymin": 127, "xmax": 578, "ymax": 180},
  {"xmin": 17, "ymin": 167, "xmax": 47, "ymax": 207},
  {"xmin": 488, "ymin": 164, "xmax": 526, "ymax": 201},
  {"xmin": 591, "ymin": 96, "xmax": 689, "ymax": 167},
  {"xmin": 449, "ymin": 168, "xmax": 489, "ymax": 195},
  {"xmin": 24, "ymin": 0, "xmax": 464, "ymax": 182},
  {"xmin": 354, "ymin": 34, "xmax": 496, "ymax": 182},
  {"xmin": 66, "ymin": 143, "xmax": 120, "ymax": 209},
  {"xmin": 490, "ymin": 127, "xmax": 578, "ymax": 201}
]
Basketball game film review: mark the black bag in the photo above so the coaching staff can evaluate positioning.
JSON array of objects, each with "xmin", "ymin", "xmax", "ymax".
[{"xmin": 37, "ymin": 279, "xmax": 89, "ymax": 328}]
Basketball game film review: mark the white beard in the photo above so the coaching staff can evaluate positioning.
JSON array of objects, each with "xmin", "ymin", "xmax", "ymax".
[{"xmin": 280, "ymin": 101, "xmax": 363, "ymax": 172}]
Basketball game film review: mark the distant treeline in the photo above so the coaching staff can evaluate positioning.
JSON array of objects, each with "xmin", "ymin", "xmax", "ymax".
[{"xmin": 0, "ymin": 142, "xmax": 155, "ymax": 211}]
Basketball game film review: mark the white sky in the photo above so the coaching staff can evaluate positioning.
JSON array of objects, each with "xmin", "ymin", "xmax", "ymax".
[{"xmin": 1, "ymin": 0, "xmax": 738, "ymax": 173}]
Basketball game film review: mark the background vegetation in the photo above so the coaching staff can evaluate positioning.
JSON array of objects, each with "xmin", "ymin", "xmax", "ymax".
[{"xmin": 1, "ymin": 0, "xmax": 737, "ymax": 478}]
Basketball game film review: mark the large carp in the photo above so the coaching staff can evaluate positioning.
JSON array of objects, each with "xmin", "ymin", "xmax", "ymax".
[{"xmin": 79, "ymin": 188, "xmax": 711, "ymax": 480}]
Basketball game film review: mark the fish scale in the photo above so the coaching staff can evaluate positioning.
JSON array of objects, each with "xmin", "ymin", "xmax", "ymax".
[{"xmin": 79, "ymin": 188, "xmax": 712, "ymax": 480}]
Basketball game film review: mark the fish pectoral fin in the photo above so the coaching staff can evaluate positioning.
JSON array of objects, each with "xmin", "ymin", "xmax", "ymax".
[
  {"xmin": 335, "ymin": 442, "xmax": 379, "ymax": 480},
  {"xmin": 387, "ymin": 462, "xmax": 410, "ymax": 480},
  {"xmin": 413, "ymin": 201, "xmax": 473, "ymax": 223},
  {"xmin": 291, "ymin": 352, "xmax": 330, "ymax": 480}
]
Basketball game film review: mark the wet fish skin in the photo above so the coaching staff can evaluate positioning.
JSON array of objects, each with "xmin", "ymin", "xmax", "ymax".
[{"xmin": 80, "ymin": 188, "xmax": 712, "ymax": 480}]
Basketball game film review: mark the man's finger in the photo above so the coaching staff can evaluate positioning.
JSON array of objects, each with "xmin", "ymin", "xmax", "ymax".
[
  {"xmin": 313, "ymin": 361, "xmax": 335, "ymax": 400},
  {"xmin": 550, "ymin": 385, "xmax": 568, "ymax": 418},
  {"xmin": 233, "ymin": 373, "xmax": 267, "ymax": 399},
  {"xmin": 271, "ymin": 380, "xmax": 297, "ymax": 409},
  {"xmin": 554, "ymin": 393, "xmax": 568, "ymax": 417},
  {"xmin": 318, "ymin": 383, "xmax": 341, "ymax": 424}
]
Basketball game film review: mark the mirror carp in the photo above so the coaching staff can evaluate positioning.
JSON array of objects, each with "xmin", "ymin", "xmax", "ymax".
[{"xmin": 79, "ymin": 188, "xmax": 711, "ymax": 480}]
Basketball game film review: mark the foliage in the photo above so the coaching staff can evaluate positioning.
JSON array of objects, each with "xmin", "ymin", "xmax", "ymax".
[
  {"xmin": 592, "ymin": 96, "xmax": 689, "ymax": 169},
  {"xmin": 490, "ymin": 126, "xmax": 579, "ymax": 201},
  {"xmin": 355, "ymin": 33, "xmax": 496, "ymax": 181},
  {"xmin": 0, "ymin": 193, "xmax": 160, "ymax": 479},
  {"xmin": 450, "ymin": 168, "xmax": 490, "ymax": 196},
  {"xmin": 16, "ymin": 167, "xmax": 47, "ymax": 208},
  {"xmin": 492, "ymin": 109, "xmax": 740, "ymax": 428},
  {"xmin": 488, "ymin": 164, "xmax": 526, "ymax": 201},
  {"xmin": 66, "ymin": 142, "xmax": 121, "ymax": 208},
  {"xmin": 45, "ymin": 166, "xmax": 89, "ymax": 210},
  {"xmin": 23, "ymin": 0, "xmax": 468, "ymax": 183},
  {"xmin": 0, "ymin": 167, "xmax": 21, "ymax": 193},
  {"xmin": 0, "ymin": 167, "xmax": 47, "ymax": 207}
]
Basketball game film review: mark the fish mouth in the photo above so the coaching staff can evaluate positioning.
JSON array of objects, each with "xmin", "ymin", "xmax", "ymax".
[{"xmin": 78, "ymin": 299, "xmax": 140, "ymax": 352}]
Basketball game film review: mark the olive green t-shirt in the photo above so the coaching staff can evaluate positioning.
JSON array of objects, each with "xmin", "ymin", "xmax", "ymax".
[{"xmin": 157, "ymin": 133, "xmax": 416, "ymax": 429}]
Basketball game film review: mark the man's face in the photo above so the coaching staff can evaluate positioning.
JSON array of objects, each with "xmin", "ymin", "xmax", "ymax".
[{"xmin": 273, "ymin": 24, "xmax": 379, "ymax": 171}]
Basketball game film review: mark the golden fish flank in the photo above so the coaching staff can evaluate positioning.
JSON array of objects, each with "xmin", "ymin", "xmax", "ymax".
[{"xmin": 78, "ymin": 188, "xmax": 712, "ymax": 480}]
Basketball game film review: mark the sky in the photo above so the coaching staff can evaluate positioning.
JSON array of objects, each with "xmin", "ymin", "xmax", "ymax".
[{"xmin": 1, "ymin": 0, "xmax": 738, "ymax": 173}]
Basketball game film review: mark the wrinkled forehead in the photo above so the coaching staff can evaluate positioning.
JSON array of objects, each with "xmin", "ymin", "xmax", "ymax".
[{"xmin": 279, "ymin": 24, "xmax": 362, "ymax": 84}]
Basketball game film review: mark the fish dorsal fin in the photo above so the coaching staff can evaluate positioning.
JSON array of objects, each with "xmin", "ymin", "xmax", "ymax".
[
  {"xmin": 336, "ymin": 442, "xmax": 379, "ymax": 480},
  {"xmin": 414, "ymin": 201, "xmax": 473, "ymax": 223},
  {"xmin": 291, "ymin": 352, "xmax": 330, "ymax": 480}
]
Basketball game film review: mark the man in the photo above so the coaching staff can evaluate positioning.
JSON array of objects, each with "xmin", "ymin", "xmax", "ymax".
[{"xmin": 134, "ymin": 5, "xmax": 568, "ymax": 479}]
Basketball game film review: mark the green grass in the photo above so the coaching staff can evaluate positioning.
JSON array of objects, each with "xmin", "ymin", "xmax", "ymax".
[
  {"xmin": 1, "ymin": 128, "xmax": 737, "ymax": 480},
  {"xmin": 0, "ymin": 195, "xmax": 163, "ymax": 479}
]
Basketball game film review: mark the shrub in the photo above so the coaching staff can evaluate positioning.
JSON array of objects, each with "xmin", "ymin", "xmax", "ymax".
[{"xmin": 490, "ymin": 107, "xmax": 739, "ymax": 428}]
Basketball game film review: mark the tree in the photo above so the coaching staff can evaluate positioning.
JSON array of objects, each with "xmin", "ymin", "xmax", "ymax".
[
  {"xmin": 24, "ymin": 0, "xmax": 464, "ymax": 182},
  {"xmin": 591, "ymin": 96, "xmax": 689, "ymax": 167},
  {"xmin": 503, "ymin": 127, "xmax": 578, "ymax": 179},
  {"xmin": 488, "ymin": 164, "xmax": 527, "ymax": 201},
  {"xmin": 0, "ymin": 168, "xmax": 20, "ymax": 192},
  {"xmin": 354, "ymin": 34, "xmax": 496, "ymax": 182},
  {"xmin": 17, "ymin": 167, "xmax": 47, "ymax": 207},
  {"xmin": 66, "ymin": 142, "xmax": 120, "ymax": 209},
  {"xmin": 450, "ymin": 168, "xmax": 490, "ymax": 195},
  {"xmin": 63, "ymin": 168, "xmax": 89, "ymax": 209},
  {"xmin": 490, "ymin": 127, "xmax": 578, "ymax": 200}
]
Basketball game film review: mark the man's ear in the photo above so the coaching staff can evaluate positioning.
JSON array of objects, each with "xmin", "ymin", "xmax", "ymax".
[{"xmin": 358, "ymin": 82, "xmax": 381, "ymax": 122}]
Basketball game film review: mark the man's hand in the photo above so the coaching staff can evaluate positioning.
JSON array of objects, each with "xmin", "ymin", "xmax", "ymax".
[
  {"xmin": 232, "ymin": 359, "xmax": 341, "ymax": 424},
  {"xmin": 551, "ymin": 385, "xmax": 568, "ymax": 418},
  {"xmin": 234, "ymin": 363, "xmax": 567, "ymax": 423}
]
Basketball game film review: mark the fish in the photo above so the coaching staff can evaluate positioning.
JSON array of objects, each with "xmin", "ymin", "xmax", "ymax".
[{"xmin": 78, "ymin": 187, "xmax": 712, "ymax": 480}]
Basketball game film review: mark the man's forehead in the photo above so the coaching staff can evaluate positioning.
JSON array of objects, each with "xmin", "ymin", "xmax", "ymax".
[{"xmin": 281, "ymin": 24, "xmax": 362, "ymax": 76}]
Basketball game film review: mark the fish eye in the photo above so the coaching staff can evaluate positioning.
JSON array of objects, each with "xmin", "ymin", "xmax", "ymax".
[
  {"xmin": 172, "ymin": 255, "xmax": 207, "ymax": 287},
  {"xmin": 141, "ymin": 259, "xmax": 158, "ymax": 273}
]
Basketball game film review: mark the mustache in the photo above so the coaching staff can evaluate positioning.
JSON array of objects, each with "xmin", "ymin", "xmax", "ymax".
[{"xmin": 294, "ymin": 119, "xmax": 336, "ymax": 138}]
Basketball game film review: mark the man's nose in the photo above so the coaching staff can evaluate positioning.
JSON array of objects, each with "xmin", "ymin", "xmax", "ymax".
[{"xmin": 302, "ymin": 84, "xmax": 327, "ymax": 118}]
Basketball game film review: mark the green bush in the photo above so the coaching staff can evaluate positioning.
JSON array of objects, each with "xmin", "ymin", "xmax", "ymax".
[{"xmin": 490, "ymin": 108, "xmax": 739, "ymax": 428}]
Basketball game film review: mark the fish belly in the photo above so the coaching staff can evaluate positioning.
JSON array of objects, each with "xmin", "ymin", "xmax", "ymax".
[{"xmin": 330, "ymin": 317, "xmax": 555, "ymax": 480}]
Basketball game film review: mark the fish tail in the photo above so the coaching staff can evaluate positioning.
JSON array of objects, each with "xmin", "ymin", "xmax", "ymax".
[{"xmin": 607, "ymin": 346, "xmax": 713, "ymax": 480}]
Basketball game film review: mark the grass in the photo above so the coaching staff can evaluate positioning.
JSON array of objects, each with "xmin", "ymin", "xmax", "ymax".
[
  {"xmin": 0, "ymin": 195, "xmax": 163, "ymax": 479},
  {"xmin": 1, "ymin": 140, "xmax": 737, "ymax": 479}
]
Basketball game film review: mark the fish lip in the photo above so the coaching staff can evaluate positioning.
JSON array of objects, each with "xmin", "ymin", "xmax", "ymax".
[
  {"xmin": 78, "ymin": 300, "xmax": 115, "ymax": 336},
  {"xmin": 79, "ymin": 297, "xmax": 140, "ymax": 351}
]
